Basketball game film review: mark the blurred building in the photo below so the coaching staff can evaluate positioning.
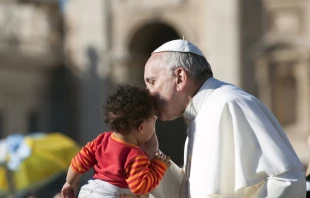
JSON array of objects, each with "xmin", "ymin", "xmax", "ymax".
[
  {"xmin": 0, "ymin": 0, "xmax": 68, "ymax": 137},
  {"xmin": 0, "ymin": 0, "xmax": 309, "ymax": 172}
]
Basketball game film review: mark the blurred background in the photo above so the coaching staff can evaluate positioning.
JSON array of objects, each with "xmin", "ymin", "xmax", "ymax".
[{"xmin": 0, "ymin": 0, "xmax": 309, "ymax": 197}]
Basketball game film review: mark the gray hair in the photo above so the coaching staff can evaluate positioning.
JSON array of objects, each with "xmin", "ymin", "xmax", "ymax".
[{"xmin": 153, "ymin": 52, "xmax": 213, "ymax": 79}]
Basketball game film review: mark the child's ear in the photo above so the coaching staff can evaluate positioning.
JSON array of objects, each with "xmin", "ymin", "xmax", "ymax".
[{"xmin": 138, "ymin": 122, "xmax": 145, "ymax": 134}]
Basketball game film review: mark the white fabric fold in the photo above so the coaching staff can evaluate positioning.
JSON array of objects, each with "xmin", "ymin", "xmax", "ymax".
[
  {"xmin": 187, "ymin": 78, "xmax": 304, "ymax": 197},
  {"xmin": 152, "ymin": 77, "xmax": 305, "ymax": 198}
]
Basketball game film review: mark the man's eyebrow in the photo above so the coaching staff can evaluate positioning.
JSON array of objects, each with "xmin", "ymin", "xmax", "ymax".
[{"xmin": 145, "ymin": 77, "xmax": 153, "ymax": 82}]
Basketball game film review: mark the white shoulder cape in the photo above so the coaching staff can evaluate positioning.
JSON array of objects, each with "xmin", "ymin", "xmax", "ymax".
[{"xmin": 187, "ymin": 78, "xmax": 304, "ymax": 197}]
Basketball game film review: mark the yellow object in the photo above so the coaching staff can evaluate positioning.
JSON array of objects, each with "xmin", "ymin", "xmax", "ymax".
[{"xmin": 0, "ymin": 133, "xmax": 80, "ymax": 195}]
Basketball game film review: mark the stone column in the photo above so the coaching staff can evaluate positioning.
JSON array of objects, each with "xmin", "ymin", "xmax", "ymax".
[
  {"xmin": 64, "ymin": 0, "xmax": 111, "ymax": 144},
  {"xmin": 204, "ymin": 0, "xmax": 241, "ymax": 86}
]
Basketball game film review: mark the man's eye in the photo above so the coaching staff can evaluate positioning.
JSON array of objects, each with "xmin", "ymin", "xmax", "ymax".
[{"xmin": 149, "ymin": 80, "xmax": 155, "ymax": 85}]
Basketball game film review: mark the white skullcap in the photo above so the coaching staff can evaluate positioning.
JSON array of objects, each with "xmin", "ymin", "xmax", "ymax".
[{"xmin": 152, "ymin": 39, "xmax": 205, "ymax": 58}]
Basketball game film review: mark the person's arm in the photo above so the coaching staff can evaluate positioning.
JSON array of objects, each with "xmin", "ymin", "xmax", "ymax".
[
  {"xmin": 121, "ymin": 159, "xmax": 184, "ymax": 198},
  {"xmin": 150, "ymin": 160, "xmax": 184, "ymax": 198},
  {"xmin": 61, "ymin": 136, "xmax": 99, "ymax": 198},
  {"xmin": 138, "ymin": 125, "xmax": 184, "ymax": 198},
  {"xmin": 125, "ymin": 153, "xmax": 169, "ymax": 195},
  {"xmin": 140, "ymin": 128, "xmax": 159, "ymax": 159},
  {"xmin": 70, "ymin": 139, "xmax": 97, "ymax": 173},
  {"xmin": 61, "ymin": 166, "xmax": 82, "ymax": 198}
]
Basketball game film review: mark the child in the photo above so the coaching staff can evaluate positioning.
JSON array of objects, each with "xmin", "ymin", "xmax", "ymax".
[{"xmin": 61, "ymin": 84, "xmax": 170, "ymax": 198}]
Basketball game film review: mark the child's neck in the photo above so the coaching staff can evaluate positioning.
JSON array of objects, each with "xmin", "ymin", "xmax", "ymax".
[{"xmin": 112, "ymin": 132, "xmax": 138, "ymax": 146}]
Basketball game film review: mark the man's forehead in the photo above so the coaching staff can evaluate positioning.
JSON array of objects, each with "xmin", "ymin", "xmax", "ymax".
[
  {"xmin": 144, "ymin": 60, "xmax": 161, "ymax": 80},
  {"xmin": 145, "ymin": 55, "xmax": 159, "ymax": 70},
  {"xmin": 144, "ymin": 65, "xmax": 157, "ymax": 79},
  {"xmin": 147, "ymin": 53, "xmax": 165, "ymax": 69}
]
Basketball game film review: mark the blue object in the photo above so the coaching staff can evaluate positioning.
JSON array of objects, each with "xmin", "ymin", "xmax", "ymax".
[
  {"xmin": 58, "ymin": 0, "xmax": 68, "ymax": 13},
  {"xmin": 6, "ymin": 134, "xmax": 31, "ymax": 171}
]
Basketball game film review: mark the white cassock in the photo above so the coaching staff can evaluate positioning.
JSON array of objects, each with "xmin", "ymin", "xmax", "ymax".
[{"xmin": 151, "ymin": 77, "xmax": 306, "ymax": 198}]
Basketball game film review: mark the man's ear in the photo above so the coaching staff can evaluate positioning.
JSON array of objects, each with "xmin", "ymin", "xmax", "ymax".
[{"xmin": 175, "ymin": 67, "xmax": 187, "ymax": 91}]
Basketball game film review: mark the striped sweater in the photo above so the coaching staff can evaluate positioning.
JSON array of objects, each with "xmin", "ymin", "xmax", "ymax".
[{"xmin": 71, "ymin": 132, "xmax": 167, "ymax": 195}]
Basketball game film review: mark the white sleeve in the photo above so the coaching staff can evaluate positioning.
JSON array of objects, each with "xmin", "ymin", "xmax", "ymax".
[
  {"xmin": 256, "ymin": 169, "xmax": 306, "ymax": 198},
  {"xmin": 306, "ymin": 181, "xmax": 310, "ymax": 191},
  {"xmin": 150, "ymin": 160, "xmax": 184, "ymax": 198}
]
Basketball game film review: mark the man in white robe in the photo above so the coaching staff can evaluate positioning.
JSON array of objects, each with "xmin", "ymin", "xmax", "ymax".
[{"xmin": 122, "ymin": 40, "xmax": 306, "ymax": 198}]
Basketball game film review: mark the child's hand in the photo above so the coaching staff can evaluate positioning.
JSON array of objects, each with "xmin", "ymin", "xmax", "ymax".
[
  {"xmin": 141, "ymin": 127, "xmax": 159, "ymax": 159},
  {"xmin": 61, "ymin": 182, "xmax": 78, "ymax": 198},
  {"xmin": 155, "ymin": 152, "xmax": 171, "ymax": 167}
]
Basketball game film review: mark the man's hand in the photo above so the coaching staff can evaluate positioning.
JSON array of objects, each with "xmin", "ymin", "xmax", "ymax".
[{"xmin": 61, "ymin": 182, "xmax": 78, "ymax": 198}]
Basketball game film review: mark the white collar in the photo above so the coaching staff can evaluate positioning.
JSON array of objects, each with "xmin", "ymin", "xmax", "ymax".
[{"xmin": 183, "ymin": 77, "xmax": 224, "ymax": 121}]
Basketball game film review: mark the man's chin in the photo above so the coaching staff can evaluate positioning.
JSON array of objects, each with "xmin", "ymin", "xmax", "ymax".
[
  {"xmin": 156, "ymin": 112, "xmax": 178, "ymax": 121},
  {"xmin": 155, "ymin": 112, "xmax": 168, "ymax": 121}
]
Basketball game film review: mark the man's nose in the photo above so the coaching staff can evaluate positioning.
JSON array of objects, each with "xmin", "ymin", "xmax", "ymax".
[
  {"xmin": 145, "ymin": 84, "xmax": 149, "ymax": 90},
  {"xmin": 146, "ymin": 86, "xmax": 153, "ymax": 94}
]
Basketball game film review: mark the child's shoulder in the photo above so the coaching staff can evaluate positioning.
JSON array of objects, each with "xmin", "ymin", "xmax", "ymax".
[
  {"xmin": 97, "ymin": 131, "xmax": 112, "ymax": 138},
  {"xmin": 124, "ymin": 147, "xmax": 149, "ymax": 167},
  {"xmin": 92, "ymin": 131, "xmax": 112, "ymax": 143},
  {"xmin": 126, "ymin": 147, "xmax": 148, "ymax": 161}
]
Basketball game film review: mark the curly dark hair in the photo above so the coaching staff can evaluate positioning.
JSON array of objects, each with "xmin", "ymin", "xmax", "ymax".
[{"xmin": 103, "ymin": 84, "xmax": 155, "ymax": 135}]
